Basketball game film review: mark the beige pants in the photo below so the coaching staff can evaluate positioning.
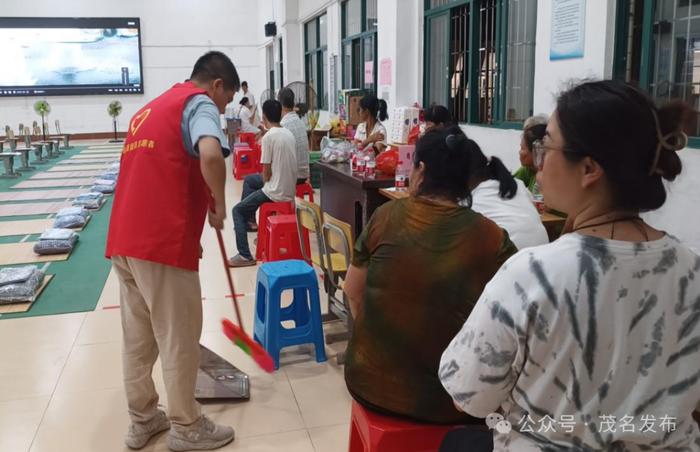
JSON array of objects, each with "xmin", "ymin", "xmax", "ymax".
[{"xmin": 112, "ymin": 255, "xmax": 203, "ymax": 426}]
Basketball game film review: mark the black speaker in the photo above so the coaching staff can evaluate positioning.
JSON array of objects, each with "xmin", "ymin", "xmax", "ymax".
[{"xmin": 264, "ymin": 22, "xmax": 277, "ymax": 37}]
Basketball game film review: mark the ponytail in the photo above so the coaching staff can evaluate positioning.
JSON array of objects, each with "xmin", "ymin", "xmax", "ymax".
[
  {"xmin": 377, "ymin": 99, "xmax": 388, "ymax": 121},
  {"xmin": 488, "ymin": 157, "xmax": 518, "ymax": 199}
]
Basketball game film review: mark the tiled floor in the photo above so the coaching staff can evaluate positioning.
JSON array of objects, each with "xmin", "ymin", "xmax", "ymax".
[{"xmin": 0, "ymin": 147, "xmax": 351, "ymax": 452}]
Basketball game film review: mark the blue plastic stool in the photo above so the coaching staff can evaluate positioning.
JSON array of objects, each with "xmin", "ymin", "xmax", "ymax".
[{"xmin": 254, "ymin": 259, "xmax": 327, "ymax": 369}]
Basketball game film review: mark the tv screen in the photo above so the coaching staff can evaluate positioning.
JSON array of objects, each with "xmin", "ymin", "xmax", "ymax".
[{"xmin": 0, "ymin": 17, "xmax": 144, "ymax": 97}]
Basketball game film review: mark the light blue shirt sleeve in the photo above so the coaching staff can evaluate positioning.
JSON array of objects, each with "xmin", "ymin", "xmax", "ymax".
[{"xmin": 181, "ymin": 94, "xmax": 230, "ymax": 158}]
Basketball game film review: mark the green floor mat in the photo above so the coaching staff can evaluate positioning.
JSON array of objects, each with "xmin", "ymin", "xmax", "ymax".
[{"xmin": 0, "ymin": 145, "xmax": 115, "ymax": 319}]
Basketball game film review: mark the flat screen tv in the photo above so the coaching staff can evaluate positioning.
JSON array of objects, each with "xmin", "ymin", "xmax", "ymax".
[{"xmin": 0, "ymin": 17, "xmax": 144, "ymax": 97}]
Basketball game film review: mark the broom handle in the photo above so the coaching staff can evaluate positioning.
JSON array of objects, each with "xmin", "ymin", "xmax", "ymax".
[{"xmin": 214, "ymin": 228, "xmax": 245, "ymax": 334}]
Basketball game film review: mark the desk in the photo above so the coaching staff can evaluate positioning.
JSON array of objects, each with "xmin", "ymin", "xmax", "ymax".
[
  {"xmin": 317, "ymin": 161, "xmax": 395, "ymax": 238},
  {"xmin": 379, "ymin": 188, "xmax": 568, "ymax": 241}
]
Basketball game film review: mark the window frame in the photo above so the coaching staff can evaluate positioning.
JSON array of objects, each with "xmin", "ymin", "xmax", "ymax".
[
  {"xmin": 304, "ymin": 13, "xmax": 328, "ymax": 110},
  {"xmin": 423, "ymin": 0, "xmax": 534, "ymax": 129},
  {"xmin": 341, "ymin": 0, "xmax": 378, "ymax": 91},
  {"xmin": 614, "ymin": 0, "xmax": 700, "ymax": 147}
]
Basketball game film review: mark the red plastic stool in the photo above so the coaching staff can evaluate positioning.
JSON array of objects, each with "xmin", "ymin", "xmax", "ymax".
[
  {"xmin": 239, "ymin": 132, "xmax": 256, "ymax": 148},
  {"xmin": 233, "ymin": 147, "xmax": 257, "ymax": 180},
  {"xmin": 253, "ymin": 142, "xmax": 263, "ymax": 173},
  {"xmin": 266, "ymin": 214, "xmax": 311, "ymax": 262},
  {"xmin": 295, "ymin": 181, "xmax": 315, "ymax": 203},
  {"xmin": 256, "ymin": 201, "xmax": 294, "ymax": 261},
  {"xmin": 348, "ymin": 401, "xmax": 458, "ymax": 452}
]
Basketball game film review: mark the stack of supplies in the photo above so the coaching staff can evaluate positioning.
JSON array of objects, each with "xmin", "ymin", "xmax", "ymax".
[
  {"xmin": 0, "ymin": 265, "xmax": 45, "ymax": 304},
  {"xmin": 72, "ymin": 192, "xmax": 104, "ymax": 209},
  {"xmin": 34, "ymin": 228, "xmax": 79, "ymax": 255},
  {"xmin": 91, "ymin": 178, "xmax": 117, "ymax": 194},
  {"xmin": 53, "ymin": 206, "xmax": 89, "ymax": 229}
]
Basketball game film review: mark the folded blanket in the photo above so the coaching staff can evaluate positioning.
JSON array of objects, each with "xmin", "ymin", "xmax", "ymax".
[
  {"xmin": 0, "ymin": 268, "xmax": 45, "ymax": 304},
  {"xmin": 40, "ymin": 228, "xmax": 78, "ymax": 241},
  {"xmin": 53, "ymin": 215, "xmax": 86, "ymax": 229},
  {"xmin": 0, "ymin": 265, "xmax": 38, "ymax": 287},
  {"xmin": 72, "ymin": 192, "xmax": 104, "ymax": 209},
  {"xmin": 93, "ymin": 178, "xmax": 116, "ymax": 186},
  {"xmin": 34, "ymin": 235, "xmax": 79, "ymax": 255},
  {"xmin": 91, "ymin": 184, "xmax": 115, "ymax": 194},
  {"xmin": 56, "ymin": 206, "xmax": 88, "ymax": 219}
]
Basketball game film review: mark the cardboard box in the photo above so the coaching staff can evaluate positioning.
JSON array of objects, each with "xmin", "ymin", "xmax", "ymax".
[{"xmin": 389, "ymin": 107, "xmax": 420, "ymax": 144}]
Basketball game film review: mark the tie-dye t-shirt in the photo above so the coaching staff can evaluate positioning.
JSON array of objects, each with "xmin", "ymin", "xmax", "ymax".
[
  {"xmin": 344, "ymin": 196, "xmax": 517, "ymax": 424},
  {"xmin": 440, "ymin": 233, "xmax": 700, "ymax": 451}
]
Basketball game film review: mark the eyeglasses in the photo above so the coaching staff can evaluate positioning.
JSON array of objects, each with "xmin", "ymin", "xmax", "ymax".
[{"xmin": 532, "ymin": 139, "xmax": 571, "ymax": 169}]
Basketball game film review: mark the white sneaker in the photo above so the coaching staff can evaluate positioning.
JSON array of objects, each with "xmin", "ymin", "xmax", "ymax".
[
  {"xmin": 167, "ymin": 415, "xmax": 235, "ymax": 451},
  {"xmin": 125, "ymin": 409, "xmax": 170, "ymax": 449}
]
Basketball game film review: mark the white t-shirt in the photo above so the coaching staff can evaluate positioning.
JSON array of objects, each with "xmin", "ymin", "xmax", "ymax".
[
  {"xmin": 440, "ymin": 233, "xmax": 700, "ymax": 451},
  {"xmin": 354, "ymin": 121, "xmax": 387, "ymax": 145},
  {"xmin": 238, "ymin": 106, "xmax": 259, "ymax": 133},
  {"xmin": 467, "ymin": 179, "xmax": 548, "ymax": 250},
  {"xmin": 242, "ymin": 91, "xmax": 255, "ymax": 107},
  {"xmin": 261, "ymin": 127, "xmax": 297, "ymax": 202}
]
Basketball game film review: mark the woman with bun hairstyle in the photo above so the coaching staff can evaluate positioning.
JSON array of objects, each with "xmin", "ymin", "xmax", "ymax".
[
  {"xmin": 441, "ymin": 80, "xmax": 700, "ymax": 451},
  {"xmin": 352, "ymin": 94, "xmax": 389, "ymax": 154}
]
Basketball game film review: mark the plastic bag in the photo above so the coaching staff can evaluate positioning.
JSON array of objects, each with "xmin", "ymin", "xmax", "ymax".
[
  {"xmin": 97, "ymin": 172, "xmax": 118, "ymax": 181},
  {"xmin": 40, "ymin": 228, "xmax": 78, "ymax": 241},
  {"xmin": 376, "ymin": 149, "xmax": 399, "ymax": 175},
  {"xmin": 320, "ymin": 139, "xmax": 354, "ymax": 163},
  {"xmin": 34, "ymin": 235, "xmax": 78, "ymax": 255},
  {"xmin": 73, "ymin": 192, "xmax": 104, "ymax": 209},
  {"xmin": 0, "ymin": 265, "xmax": 37, "ymax": 287},
  {"xmin": 57, "ymin": 207, "xmax": 88, "ymax": 219},
  {"xmin": 91, "ymin": 184, "xmax": 115, "ymax": 194},
  {"xmin": 0, "ymin": 268, "xmax": 44, "ymax": 304},
  {"xmin": 53, "ymin": 215, "xmax": 86, "ymax": 229},
  {"xmin": 93, "ymin": 179, "xmax": 116, "ymax": 187}
]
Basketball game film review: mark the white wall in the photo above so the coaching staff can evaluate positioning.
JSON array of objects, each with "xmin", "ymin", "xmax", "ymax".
[
  {"xmin": 532, "ymin": 0, "xmax": 617, "ymax": 114},
  {"xmin": 0, "ymin": 0, "xmax": 263, "ymax": 134}
]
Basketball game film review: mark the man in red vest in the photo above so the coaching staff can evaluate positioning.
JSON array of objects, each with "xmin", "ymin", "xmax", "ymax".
[{"xmin": 106, "ymin": 51, "xmax": 238, "ymax": 451}]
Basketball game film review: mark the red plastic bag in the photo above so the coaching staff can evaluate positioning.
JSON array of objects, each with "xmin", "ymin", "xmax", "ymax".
[
  {"xmin": 407, "ymin": 124, "xmax": 421, "ymax": 145},
  {"xmin": 376, "ymin": 149, "xmax": 398, "ymax": 175}
]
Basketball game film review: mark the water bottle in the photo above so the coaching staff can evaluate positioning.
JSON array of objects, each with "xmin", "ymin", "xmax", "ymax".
[
  {"xmin": 532, "ymin": 182, "xmax": 545, "ymax": 214},
  {"xmin": 395, "ymin": 160, "xmax": 408, "ymax": 189},
  {"xmin": 365, "ymin": 154, "xmax": 376, "ymax": 178},
  {"xmin": 356, "ymin": 149, "xmax": 366, "ymax": 174}
]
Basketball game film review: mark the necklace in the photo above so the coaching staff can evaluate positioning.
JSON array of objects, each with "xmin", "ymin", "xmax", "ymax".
[{"xmin": 572, "ymin": 215, "xmax": 649, "ymax": 241}]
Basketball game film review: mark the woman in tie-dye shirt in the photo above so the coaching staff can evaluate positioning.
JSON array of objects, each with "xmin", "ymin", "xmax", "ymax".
[{"xmin": 440, "ymin": 80, "xmax": 700, "ymax": 451}]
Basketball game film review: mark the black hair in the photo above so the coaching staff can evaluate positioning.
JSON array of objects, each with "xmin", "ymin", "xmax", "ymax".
[
  {"xmin": 466, "ymin": 137, "xmax": 518, "ymax": 199},
  {"xmin": 239, "ymin": 97, "xmax": 249, "ymax": 106},
  {"xmin": 522, "ymin": 123, "xmax": 546, "ymax": 152},
  {"xmin": 556, "ymin": 79, "xmax": 694, "ymax": 212},
  {"xmin": 413, "ymin": 126, "xmax": 472, "ymax": 203},
  {"xmin": 190, "ymin": 51, "xmax": 240, "ymax": 91},
  {"xmin": 277, "ymin": 88, "xmax": 295, "ymax": 109},
  {"xmin": 295, "ymin": 102, "xmax": 308, "ymax": 119},
  {"xmin": 242, "ymin": 81, "xmax": 248, "ymax": 88},
  {"xmin": 262, "ymin": 99, "xmax": 282, "ymax": 123},
  {"xmin": 359, "ymin": 94, "xmax": 389, "ymax": 122},
  {"xmin": 424, "ymin": 104, "xmax": 452, "ymax": 126}
]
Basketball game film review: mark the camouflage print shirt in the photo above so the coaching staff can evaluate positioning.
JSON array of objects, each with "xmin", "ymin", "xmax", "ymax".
[{"xmin": 440, "ymin": 233, "xmax": 700, "ymax": 451}]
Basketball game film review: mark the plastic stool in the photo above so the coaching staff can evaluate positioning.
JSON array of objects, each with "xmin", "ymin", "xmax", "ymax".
[
  {"xmin": 295, "ymin": 181, "xmax": 315, "ymax": 203},
  {"xmin": 349, "ymin": 401, "xmax": 459, "ymax": 452},
  {"xmin": 253, "ymin": 260, "xmax": 327, "ymax": 369},
  {"xmin": 253, "ymin": 142, "xmax": 263, "ymax": 173},
  {"xmin": 233, "ymin": 147, "xmax": 256, "ymax": 180},
  {"xmin": 266, "ymin": 214, "xmax": 311, "ymax": 262},
  {"xmin": 239, "ymin": 132, "xmax": 257, "ymax": 148},
  {"xmin": 256, "ymin": 201, "xmax": 294, "ymax": 261}
]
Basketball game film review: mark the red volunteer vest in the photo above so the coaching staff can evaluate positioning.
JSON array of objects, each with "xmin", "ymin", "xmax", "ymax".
[{"xmin": 105, "ymin": 81, "xmax": 210, "ymax": 271}]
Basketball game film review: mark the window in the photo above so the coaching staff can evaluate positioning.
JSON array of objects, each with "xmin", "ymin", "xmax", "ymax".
[
  {"xmin": 266, "ymin": 44, "xmax": 275, "ymax": 94},
  {"xmin": 615, "ymin": 0, "xmax": 700, "ymax": 138},
  {"xmin": 305, "ymin": 13, "xmax": 328, "ymax": 110},
  {"xmin": 342, "ymin": 0, "xmax": 378, "ymax": 91},
  {"xmin": 424, "ymin": 0, "xmax": 537, "ymax": 124}
]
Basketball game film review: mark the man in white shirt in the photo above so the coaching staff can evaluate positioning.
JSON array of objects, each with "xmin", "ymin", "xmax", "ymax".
[
  {"xmin": 229, "ymin": 99, "xmax": 297, "ymax": 267},
  {"xmin": 239, "ymin": 88, "xmax": 310, "ymax": 231},
  {"xmin": 241, "ymin": 81, "xmax": 255, "ymax": 107}
]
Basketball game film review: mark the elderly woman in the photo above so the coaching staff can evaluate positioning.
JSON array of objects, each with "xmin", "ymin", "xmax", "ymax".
[
  {"xmin": 513, "ymin": 115, "xmax": 547, "ymax": 193},
  {"xmin": 343, "ymin": 127, "xmax": 516, "ymax": 425},
  {"xmin": 440, "ymin": 80, "xmax": 700, "ymax": 451}
]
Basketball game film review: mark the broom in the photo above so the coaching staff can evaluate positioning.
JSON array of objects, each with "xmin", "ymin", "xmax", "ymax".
[{"xmin": 214, "ymin": 228, "xmax": 275, "ymax": 373}]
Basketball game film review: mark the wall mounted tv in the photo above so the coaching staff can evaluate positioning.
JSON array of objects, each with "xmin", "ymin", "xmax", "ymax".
[{"xmin": 0, "ymin": 17, "xmax": 144, "ymax": 97}]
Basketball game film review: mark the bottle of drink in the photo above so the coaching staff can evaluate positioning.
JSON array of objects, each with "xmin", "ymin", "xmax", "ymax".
[
  {"xmin": 395, "ymin": 160, "xmax": 408, "ymax": 189},
  {"xmin": 532, "ymin": 182, "xmax": 545, "ymax": 214},
  {"xmin": 356, "ymin": 149, "xmax": 366, "ymax": 174},
  {"xmin": 365, "ymin": 154, "xmax": 376, "ymax": 178}
]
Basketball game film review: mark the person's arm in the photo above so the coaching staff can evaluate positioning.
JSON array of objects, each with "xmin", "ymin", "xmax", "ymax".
[
  {"xmin": 344, "ymin": 264, "xmax": 368, "ymax": 319},
  {"xmin": 199, "ymin": 137, "xmax": 227, "ymax": 229},
  {"xmin": 262, "ymin": 163, "xmax": 272, "ymax": 182}
]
